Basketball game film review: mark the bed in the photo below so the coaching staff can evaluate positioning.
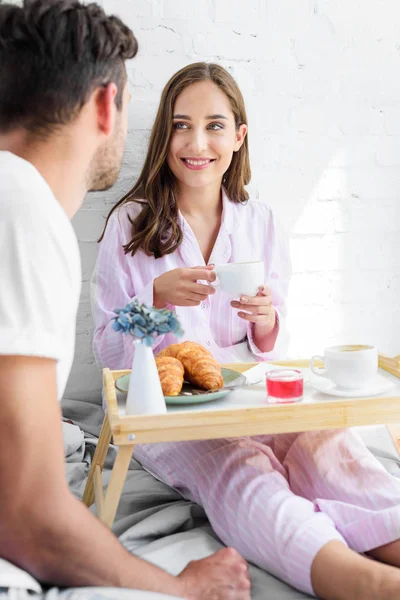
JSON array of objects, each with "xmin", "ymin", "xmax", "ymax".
[{"xmin": 62, "ymin": 394, "xmax": 400, "ymax": 600}]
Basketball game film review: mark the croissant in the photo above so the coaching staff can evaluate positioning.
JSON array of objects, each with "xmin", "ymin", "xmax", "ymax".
[
  {"xmin": 178, "ymin": 340, "xmax": 214, "ymax": 358},
  {"xmin": 155, "ymin": 356, "xmax": 185, "ymax": 396},
  {"xmin": 156, "ymin": 343, "xmax": 181, "ymax": 359},
  {"xmin": 176, "ymin": 344, "xmax": 224, "ymax": 391}
]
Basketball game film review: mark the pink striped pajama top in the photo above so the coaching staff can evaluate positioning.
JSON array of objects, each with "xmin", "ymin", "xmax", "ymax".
[{"xmin": 91, "ymin": 191, "xmax": 291, "ymax": 369}]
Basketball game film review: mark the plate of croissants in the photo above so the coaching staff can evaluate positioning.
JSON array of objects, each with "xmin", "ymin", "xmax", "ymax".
[{"xmin": 115, "ymin": 341, "xmax": 247, "ymax": 405}]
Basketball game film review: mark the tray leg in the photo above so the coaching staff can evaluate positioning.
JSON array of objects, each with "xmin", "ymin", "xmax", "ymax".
[
  {"xmin": 82, "ymin": 414, "xmax": 112, "ymax": 508},
  {"xmin": 386, "ymin": 425, "xmax": 400, "ymax": 459},
  {"xmin": 101, "ymin": 444, "xmax": 135, "ymax": 528}
]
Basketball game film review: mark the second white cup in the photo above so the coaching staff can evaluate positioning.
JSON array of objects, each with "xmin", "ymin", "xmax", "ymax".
[{"xmin": 310, "ymin": 344, "xmax": 378, "ymax": 390}]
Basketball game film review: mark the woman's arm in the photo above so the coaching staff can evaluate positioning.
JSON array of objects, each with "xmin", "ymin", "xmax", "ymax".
[
  {"xmin": 247, "ymin": 211, "xmax": 291, "ymax": 360},
  {"xmin": 91, "ymin": 210, "xmax": 165, "ymax": 370}
]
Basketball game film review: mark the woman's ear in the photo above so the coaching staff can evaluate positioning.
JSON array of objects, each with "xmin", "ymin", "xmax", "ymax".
[{"xmin": 233, "ymin": 123, "xmax": 247, "ymax": 152}]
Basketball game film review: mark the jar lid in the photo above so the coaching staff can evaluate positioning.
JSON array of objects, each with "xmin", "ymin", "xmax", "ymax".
[{"xmin": 266, "ymin": 368, "xmax": 303, "ymax": 382}]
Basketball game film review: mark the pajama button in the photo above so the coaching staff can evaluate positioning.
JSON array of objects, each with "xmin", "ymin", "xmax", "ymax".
[
  {"xmin": 206, "ymin": 340, "xmax": 211, "ymax": 346},
  {"xmin": 201, "ymin": 302, "xmax": 206, "ymax": 309}
]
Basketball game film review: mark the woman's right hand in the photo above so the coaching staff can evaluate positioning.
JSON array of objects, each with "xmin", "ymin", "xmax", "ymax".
[{"xmin": 153, "ymin": 265, "xmax": 216, "ymax": 307}]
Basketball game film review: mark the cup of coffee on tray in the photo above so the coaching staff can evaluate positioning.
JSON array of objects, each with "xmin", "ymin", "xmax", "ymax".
[
  {"xmin": 213, "ymin": 261, "xmax": 264, "ymax": 298},
  {"xmin": 310, "ymin": 345, "xmax": 378, "ymax": 390}
]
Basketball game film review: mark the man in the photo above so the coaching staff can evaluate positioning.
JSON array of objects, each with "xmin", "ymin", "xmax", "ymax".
[{"xmin": 0, "ymin": 2, "xmax": 251, "ymax": 599}]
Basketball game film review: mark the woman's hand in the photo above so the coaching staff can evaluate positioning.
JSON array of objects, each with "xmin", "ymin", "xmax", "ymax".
[
  {"xmin": 154, "ymin": 265, "xmax": 216, "ymax": 308},
  {"xmin": 230, "ymin": 285, "xmax": 276, "ymax": 333}
]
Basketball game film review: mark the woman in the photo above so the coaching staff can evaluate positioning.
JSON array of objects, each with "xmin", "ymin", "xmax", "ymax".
[{"xmin": 92, "ymin": 63, "xmax": 400, "ymax": 599}]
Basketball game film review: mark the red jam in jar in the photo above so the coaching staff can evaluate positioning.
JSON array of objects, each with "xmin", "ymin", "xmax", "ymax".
[{"xmin": 266, "ymin": 369, "xmax": 304, "ymax": 404}]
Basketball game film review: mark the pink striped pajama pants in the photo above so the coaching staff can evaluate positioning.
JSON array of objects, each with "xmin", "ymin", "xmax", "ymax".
[{"xmin": 134, "ymin": 429, "xmax": 400, "ymax": 596}]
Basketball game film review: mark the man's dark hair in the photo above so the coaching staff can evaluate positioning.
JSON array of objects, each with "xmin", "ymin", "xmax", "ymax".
[{"xmin": 0, "ymin": 0, "xmax": 138, "ymax": 136}]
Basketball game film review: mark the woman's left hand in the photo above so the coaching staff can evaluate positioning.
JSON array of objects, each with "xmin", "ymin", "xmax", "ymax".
[{"xmin": 230, "ymin": 285, "xmax": 276, "ymax": 333}]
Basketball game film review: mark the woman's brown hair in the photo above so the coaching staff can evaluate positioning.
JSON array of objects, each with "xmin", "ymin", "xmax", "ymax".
[{"xmin": 99, "ymin": 62, "xmax": 251, "ymax": 258}]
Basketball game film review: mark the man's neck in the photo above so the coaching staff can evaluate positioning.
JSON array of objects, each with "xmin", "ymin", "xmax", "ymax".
[{"xmin": 0, "ymin": 129, "xmax": 89, "ymax": 219}]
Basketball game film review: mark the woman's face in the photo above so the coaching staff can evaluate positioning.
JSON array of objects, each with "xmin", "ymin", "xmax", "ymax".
[{"xmin": 167, "ymin": 80, "xmax": 247, "ymax": 191}]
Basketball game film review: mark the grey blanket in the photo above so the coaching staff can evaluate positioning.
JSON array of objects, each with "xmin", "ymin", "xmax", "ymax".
[{"xmin": 62, "ymin": 397, "xmax": 400, "ymax": 600}]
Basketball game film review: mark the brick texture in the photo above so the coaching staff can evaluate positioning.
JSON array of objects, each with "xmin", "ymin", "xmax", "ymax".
[{"xmin": 66, "ymin": 0, "xmax": 400, "ymax": 399}]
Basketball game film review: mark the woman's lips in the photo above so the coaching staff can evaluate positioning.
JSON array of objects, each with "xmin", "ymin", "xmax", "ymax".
[{"xmin": 180, "ymin": 158, "xmax": 216, "ymax": 170}]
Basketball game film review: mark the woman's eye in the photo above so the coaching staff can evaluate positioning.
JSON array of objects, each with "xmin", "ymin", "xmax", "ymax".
[
  {"xmin": 208, "ymin": 122, "xmax": 224, "ymax": 131},
  {"xmin": 172, "ymin": 121, "xmax": 224, "ymax": 131}
]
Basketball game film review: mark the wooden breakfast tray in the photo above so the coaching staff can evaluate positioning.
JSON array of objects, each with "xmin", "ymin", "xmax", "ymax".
[{"xmin": 82, "ymin": 354, "xmax": 400, "ymax": 528}]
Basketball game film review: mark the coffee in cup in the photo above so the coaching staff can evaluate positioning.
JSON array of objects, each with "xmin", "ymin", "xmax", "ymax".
[{"xmin": 310, "ymin": 345, "xmax": 378, "ymax": 390}]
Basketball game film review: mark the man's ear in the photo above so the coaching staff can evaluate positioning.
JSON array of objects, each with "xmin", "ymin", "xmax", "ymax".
[
  {"xmin": 233, "ymin": 123, "xmax": 247, "ymax": 152},
  {"xmin": 94, "ymin": 83, "xmax": 118, "ymax": 136}
]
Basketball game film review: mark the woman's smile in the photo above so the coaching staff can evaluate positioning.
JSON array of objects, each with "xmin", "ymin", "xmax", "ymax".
[{"xmin": 180, "ymin": 157, "xmax": 216, "ymax": 170}]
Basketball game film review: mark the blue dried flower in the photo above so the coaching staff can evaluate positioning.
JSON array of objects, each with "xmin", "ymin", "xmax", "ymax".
[{"xmin": 112, "ymin": 299, "xmax": 184, "ymax": 346}]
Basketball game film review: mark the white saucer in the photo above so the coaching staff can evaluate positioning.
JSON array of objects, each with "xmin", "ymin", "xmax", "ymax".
[{"xmin": 311, "ymin": 376, "xmax": 394, "ymax": 398}]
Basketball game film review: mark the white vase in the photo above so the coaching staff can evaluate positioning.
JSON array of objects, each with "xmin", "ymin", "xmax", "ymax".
[{"xmin": 126, "ymin": 340, "xmax": 167, "ymax": 415}]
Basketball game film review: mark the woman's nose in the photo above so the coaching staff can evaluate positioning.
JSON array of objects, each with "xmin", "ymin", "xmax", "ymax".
[{"xmin": 186, "ymin": 127, "xmax": 208, "ymax": 153}]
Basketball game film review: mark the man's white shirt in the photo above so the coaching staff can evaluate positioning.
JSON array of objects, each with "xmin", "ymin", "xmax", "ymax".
[{"xmin": 0, "ymin": 151, "xmax": 81, "ymax": 590}]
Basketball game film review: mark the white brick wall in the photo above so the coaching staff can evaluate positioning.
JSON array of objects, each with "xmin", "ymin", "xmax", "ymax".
[{"xmin": 67, "ymin": 0, "xmax": 400, "ymax": 399}]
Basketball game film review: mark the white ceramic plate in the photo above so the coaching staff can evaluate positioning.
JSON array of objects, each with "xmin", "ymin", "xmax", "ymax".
[
  {"xmin": 311, "ymin": 376, "xmax": 394, "ymax": 398},
  {"xmin": 115, "ymin": 367, "xmax": 247, "ymax": 405}
]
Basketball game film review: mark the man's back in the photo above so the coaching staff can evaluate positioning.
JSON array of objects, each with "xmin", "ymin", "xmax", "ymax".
[
  {"xmin": 0, "ymin": 150, "xmax": 81, "ymax": 591},
  {"xmin": 0, "ymin": 151, "xmax": 81, "ymax": 398}
]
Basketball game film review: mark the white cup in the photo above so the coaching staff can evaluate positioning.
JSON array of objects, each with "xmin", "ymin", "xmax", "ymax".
[
  {"xmin": 310, "ymin": 344, "xmax": 378, "ymax": 390},
  {"xmin": 213, "ymin": 261, "xmax": 264, "ymax": 298}
]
